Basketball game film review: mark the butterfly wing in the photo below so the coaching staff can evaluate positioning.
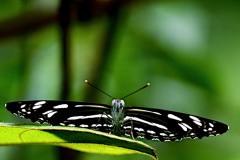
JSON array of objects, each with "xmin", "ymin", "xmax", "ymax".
[
  {"xmin": 123, "ymin": 107, "xmax": 228, "ymax": 141},
  {"xmin": 5, "ymin": 100, "xmax": 113, "ymax": 133}
]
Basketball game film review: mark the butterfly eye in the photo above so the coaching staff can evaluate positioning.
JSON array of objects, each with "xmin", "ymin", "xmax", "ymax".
[{"xmin": 112, "ymin": 99, "xmax": 125, "ymax": 108}]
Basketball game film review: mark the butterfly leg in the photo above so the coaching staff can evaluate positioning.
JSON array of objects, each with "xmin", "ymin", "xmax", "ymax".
[
  {"xmin": 103, "ymin": 112, "xmax": 112, "ymax": 120},
  {"xmin": 102, "ymin": 112, "xmax": 113, "ymax": 134},
  {"xmin": 130, "ymin": 120, "xmax": 135, "ymax": 140},
  {"xmin": 94, "ymin": 112, "xmax": 112, "ymax": 126}
]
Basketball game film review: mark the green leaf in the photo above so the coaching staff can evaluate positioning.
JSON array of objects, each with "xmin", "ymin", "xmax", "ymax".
[{"xmin": 0, "ymin": 123, "xmax": 157, "ymax": 159}]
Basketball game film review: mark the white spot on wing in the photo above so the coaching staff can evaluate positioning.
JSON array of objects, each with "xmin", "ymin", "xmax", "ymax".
[
  {"xmin": 108, "ymin": 124, "xmax": 113, "ymax": 127},
  {"xmin": 190, "ymin": 133, "xmax": 195, "ymax": 136},
  {"xmin": 178, "ymin": 123, "xmax": 188, "ymax": 132},
  {"xmin": 32, "ymin": 105, "xmax": 42, "ymax": 110},
  {"xmin": 123, "ymin": 126, "xmax": 131, "ymax": 129},
  {"xmin": 137, "ymin": 136, "xmax": 145, "ymax": 139},
  {"xmin": 169, "ymin": 134, "xmax": 175, "ymax": 137},
  {"xmin": 181, "ymin": 122, "xmax": 192, "ymax": 130},
  {"xmin": 103, "ymin": 124, "xmax": 112, "ymax": 127},
  {"xmin": 134, "ymin": 127, "xmax": 144, "ymax": 132},
  {"xmin": 42, "ymin": 110, "xmax": 57, "ymax": 118},
  {"xmin": 193, "ymin": 120, "xmax": 202, "ymax": 126},
  {"xmin": 75, "ymin": 105, "xmax": 108, "ymax": 109},
  {"xmin": 67, "ymin": 114, "xmax": 108, "ymax": 120},
  {"xmin": 32, "ymin": 101, "xmax": 46, "ymax": 110},
  {"xmin": 96, "ymin": 124, "xmax": 102, "ymax": 127},
  {"xmin": 34, "ymin": 101, "xmax": 46, "ymax": 106},
  {"xmin": 43, "ymin": 110, "xmax": 54, "ymax": 115},
  {"xmin": 160, "ymin": 133, "xmax": 167, "ymax": 136},
  {"xmin": 91, "ymin": 124, "xmax": 97, "ymax": 127},
  {"xmin": 53, "ymin": 104, "xmax": 68, "ymax": 109},
  {"xmin": 127, "ymin": 109, "xmax": 162, "ymax": 116},
  {"xmin": 91, "ymin": 124, "xmax": 102, "ymax": 127},
  {"xmin": 80, "ymin": 124, "xmax": 88, "ymax": 128},
  {"xmin": 47, "ymin": 111, "xmax": 57, "ymax": 118},
  {"xmin": 147, "ymin": 130, "xmax": 156, "ymax": 134},
  {"xmin": 189, "ymin": 115, "xmax": 201, "ymax": 122},
  {"xmin": 208, "ymin": 128, "xmax": 213, "ymax": 131},
  {"xmin": 20, "ymin": 104, "xmax": 26, "ymax": 108},
  {"xmin": 168, "ymin": 114, "xmax": 182, "ymax": 121},
  {"xmin": 209, "ymin": 122, "xmax": 214, "ymax": 128},
  {"xmin": 21, "ymin": 109, "xmax": 26, "ymax": 112},
  {"xmin": 124, "ymin": 116, "xmax": 168, "ymax": 130}
]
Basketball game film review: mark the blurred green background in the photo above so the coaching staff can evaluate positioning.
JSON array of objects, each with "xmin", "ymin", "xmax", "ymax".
[{"xmin": 0, "ymin": 0, "xmax": 238, "ymax": 160}]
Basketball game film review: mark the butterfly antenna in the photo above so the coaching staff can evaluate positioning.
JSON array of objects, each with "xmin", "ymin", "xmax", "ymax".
[
  {"xmin": 84, "ymin": 80, "xmax": 113, "ymax": 99},
  {"xmin": 121, "ymin": 82, "xmax": 151, "ymax": 99}
]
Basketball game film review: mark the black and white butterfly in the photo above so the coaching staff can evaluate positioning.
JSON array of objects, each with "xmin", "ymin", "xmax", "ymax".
[
  {"xmin": 5, "ymin": 98, "xmax": 228, "ymax": 142},
  {"xmin": 5, "ymin": 81, "xmax": 228, "ymax": 142}
]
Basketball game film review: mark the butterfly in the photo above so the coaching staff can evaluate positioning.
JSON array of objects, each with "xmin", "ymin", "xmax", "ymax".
[{"xmin": 5, "ymin": 81, "xmax": 229, "ymax": 142}]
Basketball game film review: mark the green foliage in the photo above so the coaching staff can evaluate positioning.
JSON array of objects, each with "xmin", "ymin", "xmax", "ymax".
[
  {"xmin": 0, "ymin": 123, "xmax": 157, "ymax": 160},
  {"xmin": 0, "ymin": 0, "xmax": 239, "ymax": 160}
]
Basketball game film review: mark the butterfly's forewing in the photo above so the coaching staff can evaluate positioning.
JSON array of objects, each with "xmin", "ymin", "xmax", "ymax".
[
  {"xmin": 5, "ymin": 100, "xmax": 113, "ymax": 133},
  {"xmin": 123, "ymin": 107, "xmax": 228, "ymax": 141}
]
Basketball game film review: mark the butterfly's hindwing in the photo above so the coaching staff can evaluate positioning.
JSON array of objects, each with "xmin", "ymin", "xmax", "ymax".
[
  {"xmin": 123, "ymin": 107, "xmax": 228, "ymax": 141},
  {"xmin": 6, "ymin": 100, "xmax": 113, "ymax": 133}
]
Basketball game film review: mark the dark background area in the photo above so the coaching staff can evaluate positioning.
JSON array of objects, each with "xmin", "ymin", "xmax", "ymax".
[{"xmin": 0, "ymin": 0, "xmax": 238, "ymax": 160}]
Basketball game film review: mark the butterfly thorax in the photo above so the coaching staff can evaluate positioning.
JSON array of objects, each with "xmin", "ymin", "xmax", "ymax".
[{"xmin": 111, "ymin": 99, "xmax": 125, "ymax": 135}]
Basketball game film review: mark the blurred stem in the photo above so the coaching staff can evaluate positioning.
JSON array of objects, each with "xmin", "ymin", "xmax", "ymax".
[
  {"xmin": 0, "ymin": 0, "xmax": 136, "ymax": 42},
  {"xmin": 84, "ymin": 0, "xmax": 122, "ymax": 100},
  {"xmin": 59, "ymin": 0, "xmax": 71, "ymax": 100},
  {"xmin": 58, "ymin": 0, "xmax": 79, "ymax": 160},
  {"xmin": 57, "ymin": 0, "xmax": 122, "ymax": 159},
  {"xmin": 0, "ymin": 10, "xmax": 57, "ymax": 42}
]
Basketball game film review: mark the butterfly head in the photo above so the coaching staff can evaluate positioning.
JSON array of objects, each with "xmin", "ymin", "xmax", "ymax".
[
  {"xmin": 112, "ymin": 99, "xmax": 125, "ymax": 108},
  {"xmin": 112, "ymin": 99, "xmax": 125, "ymax": 112}
]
